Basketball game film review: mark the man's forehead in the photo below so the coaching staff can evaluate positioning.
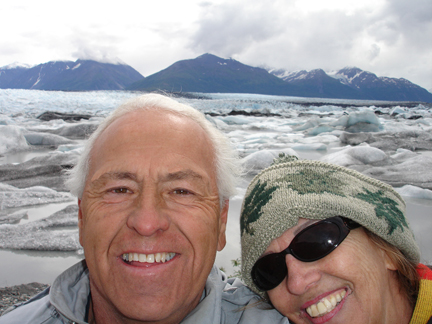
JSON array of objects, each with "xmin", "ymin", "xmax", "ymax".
[
  {"xmin": 87, "ymin": 108, "xmax": 216, "ymax": 184},
  {"xmin": 114, "ymin": 109, "xmax": 196, "ymax": 129},
  {"xmin": 95, "ymin": 109, "xmax": 207, "ymax": 146}
]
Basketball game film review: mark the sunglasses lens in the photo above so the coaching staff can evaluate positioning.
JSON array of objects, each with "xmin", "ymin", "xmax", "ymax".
[
  {"xmin": 252, "ymin": 253, "xmax": 287, "ymax": 291},
  {"xmin": 290, "ymin": 222, "xmax": 343, "ymax": 261}
]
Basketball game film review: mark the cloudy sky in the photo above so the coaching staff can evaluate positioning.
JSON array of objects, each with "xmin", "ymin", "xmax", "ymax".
[{"xmin": 2, "ymin": 0, "xmax": 431, "ymax": 90}]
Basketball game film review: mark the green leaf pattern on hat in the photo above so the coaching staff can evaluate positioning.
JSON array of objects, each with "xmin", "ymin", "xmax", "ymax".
[
  {"xmin": 241, "ymin": 179, "xmax": 278, "ymax": 236},
  {"xmin": 276, "ymin": 169, "xmax": 347, "ymax": 196},
  {"xmin": 355, "ymin": 189, "xmax": 407, "ymax": 234}
]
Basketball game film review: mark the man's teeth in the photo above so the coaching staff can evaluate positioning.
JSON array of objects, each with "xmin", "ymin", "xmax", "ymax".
[
  {"xmin": 122, "ymin": 252, "xmax": 175, "ymax": 264},
  {"xmin": 306, "ymin": 290, "xmax": 346, "ymax": 318}
]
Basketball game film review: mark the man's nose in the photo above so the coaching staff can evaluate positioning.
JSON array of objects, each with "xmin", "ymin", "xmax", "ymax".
[
  {"xmin": 283, "ymin": 254, "xmax": 322, "ymax": 295},
  {"xmin": 126, "ymin": 191, "xmax": 170, "ymax": 236}
]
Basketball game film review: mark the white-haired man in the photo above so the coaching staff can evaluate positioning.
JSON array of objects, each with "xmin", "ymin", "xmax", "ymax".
[{"xmin": 0, "ymin": 94, "xmax": 287, "ymax": 324}]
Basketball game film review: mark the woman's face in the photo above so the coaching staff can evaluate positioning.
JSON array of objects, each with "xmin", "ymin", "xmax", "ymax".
[{"xmin": 266, "ymin": 218, "xmax": 403, "ymax": 324}]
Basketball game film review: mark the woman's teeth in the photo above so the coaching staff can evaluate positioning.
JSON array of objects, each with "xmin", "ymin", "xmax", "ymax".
[
  {"xmin": 122, "ymin": 252, "xmax": 175, "ymax": 264},
  {"xmin": 306, "ymin": 290, "xmax": 346, "ymax": 318}
]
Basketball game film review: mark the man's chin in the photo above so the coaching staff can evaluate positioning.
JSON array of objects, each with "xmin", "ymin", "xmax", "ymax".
[
  {"xmin": 89, "ymin": 269, "xmax": 204, "ymax": 324},
  {"xmin": 107, "ymin": 289, "xmax": 202, "ymax": 324}
]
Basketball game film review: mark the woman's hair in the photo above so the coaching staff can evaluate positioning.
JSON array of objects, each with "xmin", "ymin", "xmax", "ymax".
[
  {"xmin": 365, "ymin": 229, "xmax": 420, "ymax": 308},
  {"xmin": 65, "ymin": 94, "xmax": 241, "ymax": 205}
]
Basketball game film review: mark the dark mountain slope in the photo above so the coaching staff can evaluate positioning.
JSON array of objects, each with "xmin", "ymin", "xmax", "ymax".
[
  {"xmin": 0, "ymin": 60, "xmax": 144, "ymax": 90},
  {"xmin": 128, "ymin": 54, "xmax": 299, "ymax": 96}
]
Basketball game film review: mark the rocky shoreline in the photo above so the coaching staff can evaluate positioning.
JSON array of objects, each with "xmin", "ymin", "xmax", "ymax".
[{"xmin": 0, "ymin": 283, "xmax": 49, "ymax": 315}]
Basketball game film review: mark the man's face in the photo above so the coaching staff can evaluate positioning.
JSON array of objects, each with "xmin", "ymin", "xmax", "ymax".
[{"xmin": 78, "ymin": 109, "xmax": 228, "ymax": 323}]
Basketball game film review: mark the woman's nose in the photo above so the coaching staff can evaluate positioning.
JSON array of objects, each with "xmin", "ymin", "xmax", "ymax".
[{"xmin": 283, "ymin": 254, "xmax": 322, "ymax": 295}]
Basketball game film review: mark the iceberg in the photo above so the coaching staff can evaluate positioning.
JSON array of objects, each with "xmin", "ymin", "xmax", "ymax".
[
  {"xmin": 44, "ymin": 121, "xmax": 100, "ymax": 139},
  {"xmin": 0, "ymin": 125, "xmax": 29, "ymax": 154},
  {"xmin": 0, "ymin": 211, "xmax": 28, "ymax": 225},
  {"xmin": 320, "ymin": 144, "xmax": 388, "ymax": 166},
  {"xmin": 0, "ymin": 183, "xmax": 73, "ymax": 210},
  {"xmin": 346, "ymin": 109, "xmax": 382, "ymax": 128},
  {"xmin": 241, "ymin": 148, "xmax": 299, "ymax": 174},
  {"xmin": 362, "ymin": 155, "xmax": 432, "ymax": 190},
  {"xmin": 395, "ymin": 185, "xmax": 432, "ymax": 200},
  {"xmin": 0, "ymin": 150, "xmax": 79, "ymax": 191},
  {"xmin": 0, "ymin": 204, "xmax": 80, "ymax": 251},
  {"xmin": 24, "ymin": 131, "xmax": 76, "ymax": 146},
  {"xmin": 307, "ymin": 125, "xmax": 335, "ymax": 136}
]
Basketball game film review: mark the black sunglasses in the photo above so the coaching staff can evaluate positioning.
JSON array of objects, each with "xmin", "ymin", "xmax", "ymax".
[{"xmin": 251, "ymin": 216, "xmax": 360, "ymax": 291}]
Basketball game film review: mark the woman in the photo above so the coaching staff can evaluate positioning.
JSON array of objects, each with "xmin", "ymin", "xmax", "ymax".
[{"xmin": 240, "ymin": 154, "xmax": 432, "ymax": 324}]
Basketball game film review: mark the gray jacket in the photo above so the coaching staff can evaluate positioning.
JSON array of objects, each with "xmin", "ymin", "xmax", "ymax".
[{"xmin": 0, "ymin": 260, "xmax": 288, "ymax": 324}]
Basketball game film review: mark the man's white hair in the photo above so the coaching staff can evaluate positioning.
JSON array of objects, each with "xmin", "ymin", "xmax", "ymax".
[{"xmin": 65, "ymin": 93, "xmax": 241, "ymax": 204}]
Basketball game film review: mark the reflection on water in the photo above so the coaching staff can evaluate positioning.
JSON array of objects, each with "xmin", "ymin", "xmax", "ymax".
[
  {"xmin": 0, "ymin": 148, "xmax": 53, "ymax": 165},
  {"xmin": 0, "ymin": 249, "xmax": 83, "ymax": 287},
  {"xmin": 405, "ymin": 198, "xmax": 432, "ymax": 264}
]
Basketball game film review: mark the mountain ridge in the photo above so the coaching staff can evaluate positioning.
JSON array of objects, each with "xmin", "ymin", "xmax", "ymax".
[
  {"xmin": 126, "ymin": 54, "xmax": 432, "ymax": 102},
  {"xmin": 0, "ymin": 59, "xmax": 144, "ymax": 91},
  {"xmin": 267, "ymin": 66, "xmax": 432, "ymax": 102},
  {"xmin": 127, "ymin": 53, "xmax": 301, "ymax": 96},
  {"xmin": 1, "ymin": 54, "xmax": 431, "ymax": 102}
]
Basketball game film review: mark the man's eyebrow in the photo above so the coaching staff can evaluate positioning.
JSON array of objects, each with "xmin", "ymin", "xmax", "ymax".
[
  {"xmin": 162, "ymin": 170, "xmax": 204, "ymax": 182},
  {"xmin": 91, "ymin": 172, "xmax": 138, "ymax": 186}
]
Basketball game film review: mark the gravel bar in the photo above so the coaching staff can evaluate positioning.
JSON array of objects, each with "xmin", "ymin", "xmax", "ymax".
[{"xmin": 0, "ymin": 283, "xmax": 49, "ymax": 315}]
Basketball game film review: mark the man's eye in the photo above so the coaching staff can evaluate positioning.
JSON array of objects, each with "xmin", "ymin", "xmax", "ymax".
[
  {"xmin": 173, "ymin": 189, "xmax": 192, "ymax": 195},
  {"xmin": 111, "ymin": 188, "xmax": 130, "ymax": 194}
]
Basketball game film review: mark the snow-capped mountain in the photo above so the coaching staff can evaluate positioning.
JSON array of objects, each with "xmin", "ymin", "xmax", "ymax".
[
  {"xmin": 332, "ymin": 67, "xmax": 432, "ymax": 101},
  {"xmin": 0, "ymin": 59, "xmax": 144, "ymax": 91},
  {"xmin": 268, "ymin": 68, "xmax": 361, "ymax": 99},
  {"xmin": 128, "ymin": 55, "xmax": 432, "ymax": 102},
  {"xmin": 270, "ymin": 66, "xmax": 432, "ymax": 102},
  {"xmin": 1, "ymin": 62, "xmax": 35, "ymax": 69},
  {"xmin": 1, "ymin": 54, "xmax": 431, "ymax": 102}
]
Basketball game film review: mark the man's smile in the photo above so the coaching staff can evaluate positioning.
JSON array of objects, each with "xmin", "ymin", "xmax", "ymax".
[{"xmin": 122, "ymin": 252, "xmax": 176, "ymax": 264}]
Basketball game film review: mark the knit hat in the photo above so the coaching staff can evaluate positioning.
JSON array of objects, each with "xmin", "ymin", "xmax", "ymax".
[{"xmin": 240, "ymin": 154, "xmax": 420, "ymax": 295}]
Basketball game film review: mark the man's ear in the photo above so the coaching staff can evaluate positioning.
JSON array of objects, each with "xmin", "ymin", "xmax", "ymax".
[
  {"xmin": 217, "ymin": 199, "xmax": 229, "ymax": 251},
  {"xmin": 78, "ymin": 199, "xmax": 84, "ymax": 247}
]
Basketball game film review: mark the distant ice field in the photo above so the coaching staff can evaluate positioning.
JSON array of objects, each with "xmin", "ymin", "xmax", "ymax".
[{"xmin": 0, "ymin": 89, "xmax": 431, "ymax": 287}]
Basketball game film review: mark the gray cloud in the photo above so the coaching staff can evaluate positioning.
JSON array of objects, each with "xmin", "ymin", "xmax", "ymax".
[
  {"xmin": 190, "ymin": 3, "xmax": 369, "ymax": 66},
  {"xmin": 188, "ymin": 0, "xmax": 432, "ymax": 89},
  {"xmin": 0, "ymin": 42, "xmax": 23, "ymax": 57},
  {"xmin": 70, "ymin": 29, "xmax": 123, "ymax": 63},
  {"xmin": 367, "ymin": 44, "xmax": 381, "ymax": 61},
  {"xmin": 377, "ymin": 0, "xmax": 432, "ymax": 50},
  {"xmin": 189, "ymin": 2, "xmax": 286, "ymax": 57}
]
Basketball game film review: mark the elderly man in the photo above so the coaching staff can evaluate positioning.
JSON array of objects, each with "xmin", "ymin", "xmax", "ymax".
[{"xmin": 0, "ymin": 94, "xmax": 287, "ymax": 324}]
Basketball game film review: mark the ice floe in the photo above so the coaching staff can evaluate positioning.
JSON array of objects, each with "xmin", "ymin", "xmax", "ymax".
[
  {"xmin": 0, "ymin": 183, "xmax": 73, "ymax": 210},
  {"xmin": 0, "ymin": 205, "xmax": 80, "ymax": 251}
]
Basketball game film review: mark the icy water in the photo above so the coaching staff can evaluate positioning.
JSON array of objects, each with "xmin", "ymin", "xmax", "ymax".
[{"xmin": 0, "ymin": 89, "xmax": 431, "ymax": 287}]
